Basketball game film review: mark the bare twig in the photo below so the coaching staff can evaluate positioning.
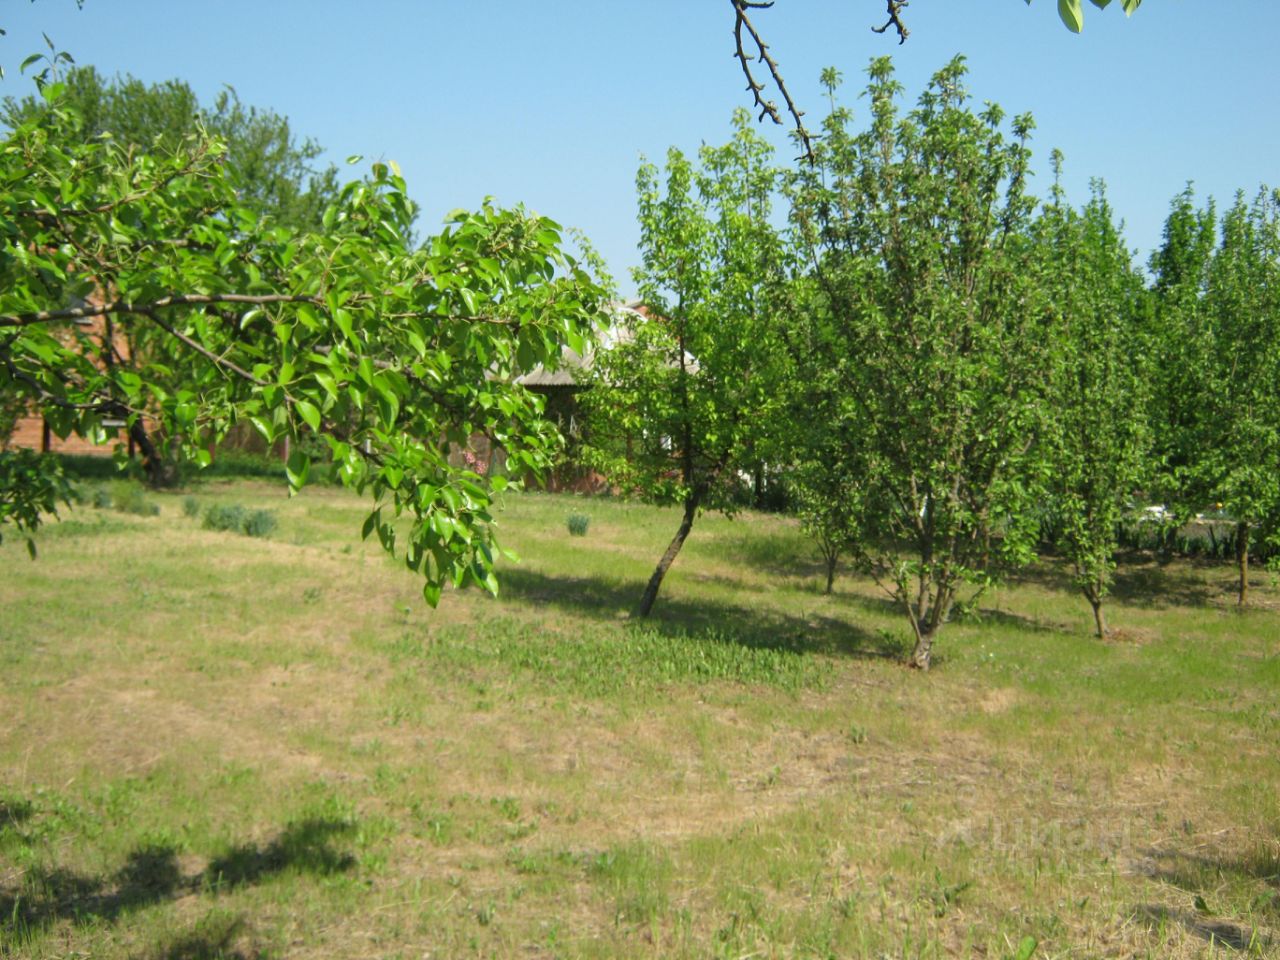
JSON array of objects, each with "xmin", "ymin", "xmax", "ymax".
[
  {"xmin": 871, "ymin": 0, "xmax": 910, "ymax": 44},
  {"xmin": 729, "ymin": 0, "xmax": 815, "ymax": 163}
]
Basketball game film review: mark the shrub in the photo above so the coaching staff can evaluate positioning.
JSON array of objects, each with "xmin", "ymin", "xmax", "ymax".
[
  {"xmin": 203, "ymin": 502, "xmax": 277, "ymax": 539},
  {"xmin": 90, "ymin": 487, "xmax": 113, "ymax": 509},
  {"xmin": 203, "ymin": 503, "xmax": 247, "ymax": 533},
  {"xmin": 242, "ymin": 509, "xmax": 277, "ymax": 539},
  {"xmin": 566, "ymin": 513, "xmax": 590, "ymax": 537},
  {"xmin": 182, "ymin": 496, "xmax": 201, "ymax": 518},
  {"xmin": 110, "ymin": 481, "xmax": 160, "ymax": 517}
]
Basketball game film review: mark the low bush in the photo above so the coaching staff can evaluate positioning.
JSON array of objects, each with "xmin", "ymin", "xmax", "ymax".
[
  {"xmin": 182, "ymin": 496, "xmax": 201, "ymax": 518},
  {"xmin": 203, "ymin": 502, "xmax": 277, "ymax": 539},
  {"xmin": 566, "ymin": 513, "xmax": 591, "ymax": 537},
  {"xmin": 109, "ymin": 481, "xmax": 160, "ymax": 517},
  {"xmin": 203, "ymin": 503, "xmax": 247, "ymax": 533},
  {"xmin": 242, "ymin": 509, "xmax": 277, "ymax": 539}
]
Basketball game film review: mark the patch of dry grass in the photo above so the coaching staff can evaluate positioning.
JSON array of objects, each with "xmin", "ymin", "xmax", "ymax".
[{"xmin": 1, "ymin": 482, "xmax": 1277, "ymax": 958}]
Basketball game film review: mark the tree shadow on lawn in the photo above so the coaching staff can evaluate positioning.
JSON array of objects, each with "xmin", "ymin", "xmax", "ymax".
[
  {"xmin": 1131, "ymin": 840, "xmax": 1280, "ymax": 952},
  {"xmin": 0, "ymin": 818, "xmax": 354, "ymax": 946},
  {"xmin": 498, "ymin": 567, "xmax": 902, "ymax": 661},
  {"xmin": 1134, "ymin": 903, "xmax": 1264, "ymax": 951},
  {"xmin": 1110, "ymin": 561, "xmax": 1225, "ymax": 609},
  {"xmin": 152, "ymin": 913, "xmax": 258, "ymax": 960}
]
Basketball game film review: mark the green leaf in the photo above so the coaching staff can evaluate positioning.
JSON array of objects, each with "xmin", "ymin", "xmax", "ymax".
[
  {"xmin": 295, "ymin": 399, "xmax": 322, "ymax": 433},
  {"xmin": 361, "ymin": 509, "xmax": 380, "ymax": 541},
  {"xmin": 333, "ymin": 308, "xmax": 355, "ymax": 343},
  {"xmin": 1088, "ymin": 0, "xmax": 1111, "ymax": 8},
  {"xmin": 423, "ymin": 581, "xmax": 442, "ymax": 607},
  {"xmin": 1121, "ymin": 0, "xmax": 1140, "ymax": 12},
  {"xmin": 1012, "ymin": 937, "xmax": 1038, "ymax": 960},
  {"xmin": 1058, "ymin": 0, "xmax": 1084, "ymax": 32},
  {"xmin": 286, "ymin": 449, "xmax": 310, "ymax": 493}
]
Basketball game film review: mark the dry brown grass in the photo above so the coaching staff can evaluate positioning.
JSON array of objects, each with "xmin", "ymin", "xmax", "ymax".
[{"xmin": 1, "ymin": 484, "xmax": 1278, "ymax": 958}]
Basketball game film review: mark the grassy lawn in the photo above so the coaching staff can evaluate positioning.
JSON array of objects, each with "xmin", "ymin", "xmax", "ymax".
[{"xmin": 2, "ymin": 480, "xmax": 1278, "ymax": 958}]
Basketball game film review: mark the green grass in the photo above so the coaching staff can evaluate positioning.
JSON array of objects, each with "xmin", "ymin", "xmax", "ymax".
[{"xmin": 1, "ymin": 480, "xmax": 1278, "ymax": 958}]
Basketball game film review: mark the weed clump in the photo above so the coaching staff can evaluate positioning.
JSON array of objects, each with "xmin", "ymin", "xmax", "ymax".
[
  {"xmin": 566, "ymin": 513, "xmax": 591, "ymax": 537},
  {"xmin": 242, "ymin": 509, "xmax": 277, "ymax": 539},
  {"xmin": 203, "ymin": 503, "xmax": 277, "ymax": 539},
  {"xmin": 203, "ymin": 503, "xmax": 246, "ymax": 533},
  {"xmin": 108, "ymin": 481, "xmax": 160, "ymax": 517},
  {"xmin": 182, "ymin": 496, "xmax": 201, "ymax": 518}
]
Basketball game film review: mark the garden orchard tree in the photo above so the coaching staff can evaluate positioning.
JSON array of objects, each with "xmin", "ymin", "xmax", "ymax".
[
  {"xmin": 1149, "ymin": 187, "xmax": 1280, "ymax": 604},
  {"xmin": 1190, "ymin": 190, "xmax": 1280, "ymax": 604},
  {"xmin": 0, "ymin": 77, "xmax": 605, "ymax": 600},
  {"xmin": 2, "ymin": 65, "xmax": 341, "ymax": 233},
  {"xmin": 3, "ymin": 65, "xmax": 346, "ymax": 481},
  {"xmin": 1036, "ymin": 167, "xmax": 1151, "ymax": 637},
  {"xmin": 789, "ymin": 57, "xmax": 1053, "ymax": 669},
  {"xmin": 581, "ymin": 112, "xmax": 790, "ymax": 617}
]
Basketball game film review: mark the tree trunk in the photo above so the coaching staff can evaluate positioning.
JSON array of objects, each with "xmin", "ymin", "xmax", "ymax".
[
  {"xmin": 825, "ymin": 553, "xmax": 836, "ymax": 595},
  {"xmin": 635, "ymin": 492, "xmax": 701, "ymax": 618},
  {"xmin": 909, "ymin": 627, "xmax": 935, "ymax": 671},
  {"xmin": 1236, "ymin": 521, "xmax": 1250, "ymax": 607},
  {"xmin": 1088, "ymin": 593, "xmax": 1107, "ymax": 639},
  {"xmin": 129, "ymin": 420, "xmax": 173, "ymax": 488}
]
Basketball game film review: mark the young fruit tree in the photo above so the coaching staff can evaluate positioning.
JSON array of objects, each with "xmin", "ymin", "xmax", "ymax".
[
  {"xmin": 580, "ymin": 113, "xmax": 791, "ymax": 617},
  {"xmin": 1148, "ymin": 187, "xmax": 1280, "ymax": 604},
  {"xmin": 788, "ymin": 57, "xmax": 1054, "ymax": 669},
  {"xmin": 1035, "ymin": 166, "xmax": 1151, "ymax": 637},
  {"xmin": 0, "ymin": 75, "xmax": 606, "ymax": 601}
]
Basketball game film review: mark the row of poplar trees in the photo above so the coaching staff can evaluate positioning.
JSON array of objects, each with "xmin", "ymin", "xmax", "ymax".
[{"xmin": 580, "ymin": 57, "xmax": 1280, "ymax": 669}]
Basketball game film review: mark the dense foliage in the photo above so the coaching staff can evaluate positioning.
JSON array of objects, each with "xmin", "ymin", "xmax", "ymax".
[
  {"xmin": 2, "ymin": 65, "xmax": 341, "ymax": 232},
  {"xmin": 0, "ymin": 72, "xmax": 606, "ymax": 600},
  {"xmin": 580, "ymin": 113, "xmax": 790, "ymax": 616},
  {"xmin": 585, "ymin": 54, "xmax": 1277, "ymax": 667}
]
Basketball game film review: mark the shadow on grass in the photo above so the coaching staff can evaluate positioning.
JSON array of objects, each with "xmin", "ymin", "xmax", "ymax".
[
  {"xmin": 0, "ymin": 795, "xmax": 35, "ymax": 829},
  {"xmin": 1131, "ymin": 841, "xmax": 1280, "ymax": 951},
  {"xmin": 498, "ymin": 567, "xmax": 902, "ymax": 661},
  {"xmin": 0, "ymin": 818, "xmax": 354, "ymax": 948},
  {"xmin": 151, "ymin": 913, "xmax": 258, "ymax": 960},
  {"xmin": 1134, "ymin": 904, "xmax": 1266, "ymax": 952},
  {"xmin": 1111, "ymin": 562, "xmax": 1224, "ymax": 609}
]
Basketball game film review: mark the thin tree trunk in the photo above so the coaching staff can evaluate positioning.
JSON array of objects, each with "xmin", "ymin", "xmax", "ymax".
[
  {"xmin": 636, "ymin": 491, "xmax": 701, "ymax": 618},
  {"xmin": 1236, "ymin": 520, "xmax": 1250, "ymax": 607},
  {"xmin": 825, "ymin": 552, "xmax": 837, "ymax": 595},
  {"xmin": 909, "ymin": 626, "xmax": 935, "ymax": 671},
  {"xmin": 128, "ymin": 420, "xmax": 171, "ymax": 488},
  {"xmin": 1087, "ymin": 592, "xmax": 1107, "ymax": 639}
]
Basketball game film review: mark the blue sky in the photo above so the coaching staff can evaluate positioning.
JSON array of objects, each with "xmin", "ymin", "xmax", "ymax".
[{"xmin": 4, "ymin": 1, "xmax": 1278, "ymax": 296}]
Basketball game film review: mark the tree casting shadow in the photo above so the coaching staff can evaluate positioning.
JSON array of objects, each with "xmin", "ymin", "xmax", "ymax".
[{"xmin": 498, "ymin": 567, "xmax": 903, "ymax": 660}]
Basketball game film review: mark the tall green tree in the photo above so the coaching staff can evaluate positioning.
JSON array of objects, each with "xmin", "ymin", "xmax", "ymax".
[
  {"xmin": 1036, "ymin": 166, "xmax": 1151, "ymax": 637},
  {"xmin": 581, "ymin": 112, "xmax": 790, "ymax": 617},
  {"xmin": 789, "ymin": 57, "xmax": 1053, "ymax": 669},
  {"xmin": 1, "ymin": 73, "xmax": 605, "ymax": 598},
  {"xmin": 1146, "ymin": 186, "xmax": 1216, "ymax": 533},
  {"xmin": 1149, "ymin": 187, "xmax": 1280, "ymax": 604},
  {"xmin": 3, "ymin": 65, "xmax": 340, "ymax": 232},
  {"xmin": 1196, "ymin": 190, "xmax": 1280, "ymax": 604}
]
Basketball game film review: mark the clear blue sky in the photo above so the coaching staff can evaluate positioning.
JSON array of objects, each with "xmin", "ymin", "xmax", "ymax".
[{"xmin": 5, "ymin": 1, "xmax": 1278, "ymax": 296}]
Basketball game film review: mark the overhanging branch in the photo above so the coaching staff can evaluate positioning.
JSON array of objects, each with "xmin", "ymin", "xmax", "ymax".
[{"xmin": 729, "ymin": 0, "xmax": 815, "ymax": 164}]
